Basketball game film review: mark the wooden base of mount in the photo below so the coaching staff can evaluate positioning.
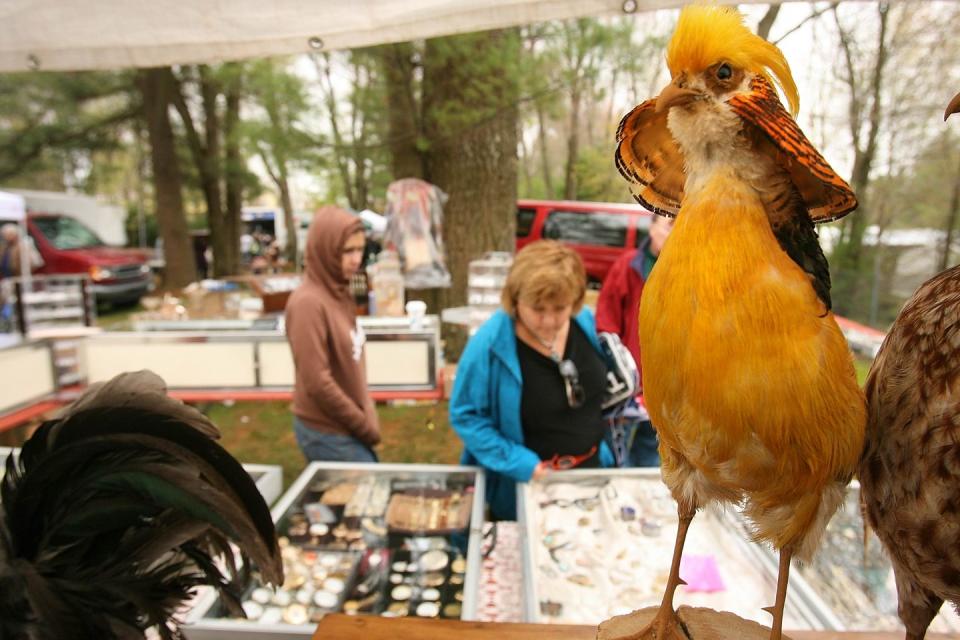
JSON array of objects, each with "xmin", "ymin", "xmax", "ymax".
[{"xmin": 597, "ymin": 605, "xmax": 793, "ymax": 640}]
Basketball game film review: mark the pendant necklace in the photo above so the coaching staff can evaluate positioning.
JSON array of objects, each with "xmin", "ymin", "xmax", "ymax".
[{"xmin": 523, "ymin": 320, "xmax": 562, "ymax": 363}]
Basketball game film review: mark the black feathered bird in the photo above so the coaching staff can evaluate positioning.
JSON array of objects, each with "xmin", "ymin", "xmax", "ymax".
[{"xmin": 0, "ymin": 370, "xmax": 283, "ymax": 640}]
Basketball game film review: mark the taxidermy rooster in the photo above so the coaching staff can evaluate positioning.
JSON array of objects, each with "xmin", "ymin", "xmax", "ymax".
[
  {"xmin": 0, "ymin": 370, "xmax": 283, "ymax": 640},
  {"xmin": 615, "ymin": 6, "xmax": 865, "ymax": 639},
  {"xmin": 857, "ymin": 93, "xmax": 960, "ymax": 640}
]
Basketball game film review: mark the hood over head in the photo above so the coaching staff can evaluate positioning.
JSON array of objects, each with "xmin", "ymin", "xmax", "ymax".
[{"xmin": 304, "ymin": 205, "xmax": 364, "ymax": 297}]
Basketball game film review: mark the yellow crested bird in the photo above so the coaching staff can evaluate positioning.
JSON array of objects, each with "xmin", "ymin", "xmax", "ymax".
[{"xmin": 614, "ymin": 6, "xmax": 866, "ymax": 639}]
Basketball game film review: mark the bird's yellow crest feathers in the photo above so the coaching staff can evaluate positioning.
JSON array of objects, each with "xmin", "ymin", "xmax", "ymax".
[{"xmin": 666, "ymin": 5, "xmax": 799, "ymax": 117}]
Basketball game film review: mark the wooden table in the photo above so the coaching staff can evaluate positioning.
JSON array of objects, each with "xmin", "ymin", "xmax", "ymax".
[{"xmin": 313, "ymin": 614, "xmax": 957, "ymax": 639}]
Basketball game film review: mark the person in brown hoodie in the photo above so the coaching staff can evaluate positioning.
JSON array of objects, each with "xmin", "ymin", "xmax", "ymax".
[{"xmin": 285, "ymin": 206, "xmax": 380, "ymax": 462}]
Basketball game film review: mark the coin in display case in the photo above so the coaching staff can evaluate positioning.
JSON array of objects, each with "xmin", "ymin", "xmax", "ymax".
[
  {"xmin": 451, "ymin": 556, "xmax": 467, "ymax": 574},
  {"xmin": 390, "ymin": 584, "xmax": 413, "ymax": 601},
  {"xmin": 421, "ymin": 571, "xmax": 445, "ymax": 587},
  {"xmin": 416, "ymin": 601, "xmax": 440, "ymax": 618},
  {"xmin": 420, "ymin": 587, "xmax": 440, "ymax": 601},
  {"xmin": 250, "ymin": 587, "xmax": 272, "ymax": 604},
  {"xmin": 384, "ymin": 602, "xmax": 409, "ymax": 617},
  {"xmin": 443, "ymin": 603, "xmax": 462, "ymax": 618},
  {"xmin": 323, "ymin": 576, "xmax": 345, "ymax": 594},
  {"xmin": 283, "ymin": 604, "xmax": 309, "ymax": 625},
  {"xmin": 242, "ymin": 601, "xmax": 264, "ymax": 620},
  {"xmin": 419, "ymin": 550, "xmax": 448, "ymax": 572},
  {"xmin": 295, "ymin": 588, "xmax": 314, "ymax": 605},
  {"xmin": 313, "ymin": 590, "xmax": 338, "ymax": 609}
]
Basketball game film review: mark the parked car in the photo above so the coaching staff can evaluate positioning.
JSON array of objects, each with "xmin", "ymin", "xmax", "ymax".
[
  {"xmin": 516, "ymin": 199, "xmax": 654, "ymax": 285},
  {"xmin": 24, "ymin": 213, "xmax": 152, "ymax": 306}
]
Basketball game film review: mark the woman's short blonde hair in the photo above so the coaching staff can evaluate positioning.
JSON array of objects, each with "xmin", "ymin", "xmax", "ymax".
[{"xmin": 502, "ymin": 240, "xmax": 586, "ymax": 315}]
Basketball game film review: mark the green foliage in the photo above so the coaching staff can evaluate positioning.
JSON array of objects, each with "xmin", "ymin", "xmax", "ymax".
[
  {"xmin": 574, "ymin": 145, "xmax": 633, "ymax": 203},
  {"xmin": 424, "ymin": 29, "xmax": 523, "ymax": 136},
  {"xmin": 0, "ymin": 70, "xmax": 137, "ymax": 184}
]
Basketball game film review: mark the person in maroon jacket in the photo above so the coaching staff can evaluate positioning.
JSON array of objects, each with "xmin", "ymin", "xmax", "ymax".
[
  {"xmin": 594, "ymin": 214, "xmax": 673, "ymax": 466},
  {"xmin": 285, "ymin": 206, "xmax": 380, "ymax": 462}
]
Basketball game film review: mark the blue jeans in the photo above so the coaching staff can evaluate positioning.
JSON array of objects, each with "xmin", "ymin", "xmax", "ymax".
[
  {"xmin": 293, "ymin": 416, "xmax": 378, "ymax": 463},
  {"xmin": 628, "ymin": 420, "xmax": 660, "ymax": 467}
]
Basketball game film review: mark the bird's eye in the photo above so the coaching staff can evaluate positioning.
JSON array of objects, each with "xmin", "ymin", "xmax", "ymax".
[{"xmin": 716, "ymin": 63, "xmax": 733, "ymax": 80}]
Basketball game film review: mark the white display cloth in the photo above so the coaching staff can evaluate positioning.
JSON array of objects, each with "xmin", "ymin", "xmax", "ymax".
[
  {"xmin": 528, "ymin": 476, "xmax": 813, "ymax": 628},
  {"xmin": 0, "ymin": 0, "xmax": 768, "ymax": 73}
]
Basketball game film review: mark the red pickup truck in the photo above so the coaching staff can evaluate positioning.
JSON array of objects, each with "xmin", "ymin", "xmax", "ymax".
[
  {"xmin": 516, "ymin": 199, "xmax": 654, "ymax": 285},
  {"xmin": 25, "ymin": 213, "xmax": 152, "ymax": 306}
]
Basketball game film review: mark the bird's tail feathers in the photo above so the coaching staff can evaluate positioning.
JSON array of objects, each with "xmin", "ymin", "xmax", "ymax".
[
  {"xmin": 0, "ymin": 370, "xmax": 282, "ymax": 640},
  {"xmin": 744, "ymin": 481, "xmax": 846, "ymax": 562}
]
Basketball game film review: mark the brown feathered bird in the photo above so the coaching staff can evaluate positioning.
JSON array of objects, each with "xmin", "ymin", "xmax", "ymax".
[
  {"xmin": 858, "ymin": 92, "xmax": 960, "ymax": 640},
  {"xmin": 0, "ymin": 370, "xmax": 283, "ymax": 640}
]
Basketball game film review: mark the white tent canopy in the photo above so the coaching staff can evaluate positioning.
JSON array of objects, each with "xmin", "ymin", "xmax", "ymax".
[{"xmin": 0, "ymin": 0, "xmax": 764, "ymax": 73}]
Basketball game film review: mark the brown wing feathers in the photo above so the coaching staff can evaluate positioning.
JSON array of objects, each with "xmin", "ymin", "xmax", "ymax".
[
  {"xmin": 730, "ymin": 76, "xmax": 857, "ymax": 222},
  {"xmin": 615, "ymin": 100, "xmax": 685, "ymax": 216}
]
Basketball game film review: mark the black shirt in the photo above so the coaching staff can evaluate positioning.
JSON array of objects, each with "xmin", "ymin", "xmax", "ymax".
[{"xmin": 518, "ymin": 321, "xmax": 607, "ymax": 467}]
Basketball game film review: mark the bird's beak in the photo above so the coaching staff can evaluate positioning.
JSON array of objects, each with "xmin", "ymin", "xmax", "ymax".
[
  {"xmin": 946, "ymin": 92, "xmax": 960, "ymax": 121},
  {"xmin": 656, "ymin": 81, "xmax": 699, "ymax": 114}
]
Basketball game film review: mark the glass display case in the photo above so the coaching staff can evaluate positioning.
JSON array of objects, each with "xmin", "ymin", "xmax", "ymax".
[
  {"xmin": 517, "ymin": 469, "xmax": 837, "ymax": 630},
  {"xmin": 185, "ymin": 462, "xmax": 486, "ymax": 639},
  {"xmin": 244, "ymin": 463, "xmax": 284, "ymax": 507},
  {"xmin": 726, "ymin": 480, "xmax": 960, "ymax": 634}
]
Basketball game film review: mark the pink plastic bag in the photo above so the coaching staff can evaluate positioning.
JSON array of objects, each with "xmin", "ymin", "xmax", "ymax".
[{"xmin": 679, "ymin": 554, "xmax": 725, "ymax": 593}]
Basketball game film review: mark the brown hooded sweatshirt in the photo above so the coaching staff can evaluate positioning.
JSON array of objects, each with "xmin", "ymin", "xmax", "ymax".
[{"xmin": 285, "ymin": 206, "xmax": 380, "ymax": 446}]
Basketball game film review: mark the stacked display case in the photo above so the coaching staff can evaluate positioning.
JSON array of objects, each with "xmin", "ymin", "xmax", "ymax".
[{"xmin": 185, "ymin": 462, "xmax": 486, "ymax": 639}]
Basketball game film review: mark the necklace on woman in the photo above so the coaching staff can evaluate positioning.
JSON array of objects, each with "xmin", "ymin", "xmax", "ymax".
[{"xmin": 521, "ymin": 321, "xmax": 564, "ymax": 363}]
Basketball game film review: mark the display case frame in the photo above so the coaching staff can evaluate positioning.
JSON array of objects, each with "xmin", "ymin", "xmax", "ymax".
[{"xmin": 185, "ymin": 462, "xmax": 486, "ymax": 639}]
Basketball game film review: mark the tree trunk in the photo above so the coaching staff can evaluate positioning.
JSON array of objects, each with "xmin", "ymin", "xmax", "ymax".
[
  {"xmin": 279, "ymin": 176, "xmax": 297, "ymax": 264},
  {"xmin": 317, "ymin": 52, "xmax": 357, "ymax": 208},
  {"xmin": 380, "ymin": 42, "xmax": 426, "ymax": 180},
  {"xmin": 423, "ymin": 29, "xmax": 519, "ymax": 359},
  {"xmin": 756, "ymin": 4, "xmax": 782, "ymax": 40},
  {"xmin": 136, "ymin": 68, "xmax": 196, "ymax": 289},
  {"xmin": 535, "ymin": 101, "xmax": 554, "ymax": 198},
  {"xmin": 518, "ymin": 132, "xmax": 533, "ymax": 197},
  {"xmin": 222, "ymin": 65, "xmax": 243, "ymax": 276},
  {"xmin": 170, "ymin": 66, "xmax": 235, "ymax": 276},
  {"xmin": 563, "ymin": 80, "xmax": 582, "ymax": 201}
]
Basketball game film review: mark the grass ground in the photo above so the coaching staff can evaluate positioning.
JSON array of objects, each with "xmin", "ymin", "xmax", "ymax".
[{"xmin": 200, "ymin": 400, "xmax": 461, "ymax": 491}]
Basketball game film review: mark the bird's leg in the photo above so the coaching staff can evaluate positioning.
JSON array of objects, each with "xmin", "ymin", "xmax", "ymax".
[
  {"xmin": 764, "ymin": 546, "xmax": 793, "ymax": 640},
  {"xmin": 895, "ymin": 572, "xmax": 942, "ymax": 640},
  {"xmin": 659, "ymin": 502, "xmax": 696, "ymax": 613},
  {"xmin": 617, "ymin": 502, "xmax": 696, "ymax": 640}
]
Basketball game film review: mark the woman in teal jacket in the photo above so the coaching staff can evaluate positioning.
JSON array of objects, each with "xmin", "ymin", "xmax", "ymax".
[{"xmin": 450, "ymin": 241, "xmax": 614, "ymax": 521}]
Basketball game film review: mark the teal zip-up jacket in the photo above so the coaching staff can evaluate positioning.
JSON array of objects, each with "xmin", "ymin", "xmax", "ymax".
[{"xmin": 450, "ymin": 307, "xmax": 614, "ymax": 520}]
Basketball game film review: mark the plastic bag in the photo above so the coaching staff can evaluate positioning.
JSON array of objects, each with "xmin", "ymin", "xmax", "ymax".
[{"xmin": 383, "ymin": 178, "xmax": 452, "ymax": 289}]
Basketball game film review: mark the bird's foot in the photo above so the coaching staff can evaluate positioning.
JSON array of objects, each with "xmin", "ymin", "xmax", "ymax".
[{"xmin": 605, "ymin": 608, "xmax": 690, "ymax": 640}]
